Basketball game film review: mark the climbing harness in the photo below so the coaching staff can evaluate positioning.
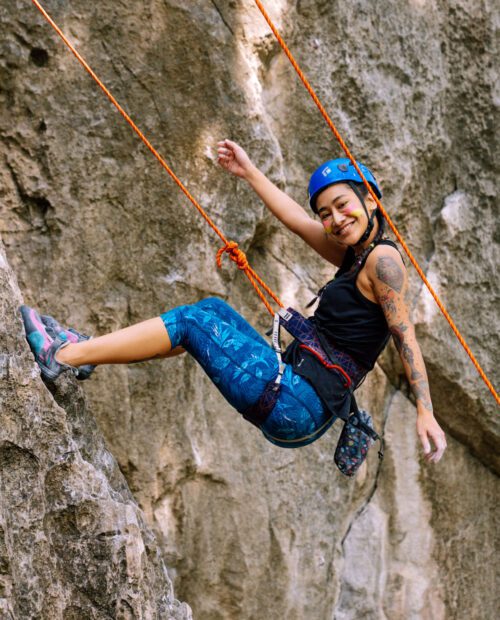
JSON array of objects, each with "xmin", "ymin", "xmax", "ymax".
[
  {"xmin": 29, "ymin": 0, "xmax": 498, "ymax": 406},
  {"xmin": 276, "ymin": 307, "xmax": 383, "ymax": 473},
  {"xmin": 277, "ymin": 307, "xmax": 366, "ymax": 389},
  {"xmin": 244, "ymin": 304, "xmax": 383, "ymax": 473},
  {"xmin": 242, "ymin": 312, "xmax": 285, "ymax": 427}
]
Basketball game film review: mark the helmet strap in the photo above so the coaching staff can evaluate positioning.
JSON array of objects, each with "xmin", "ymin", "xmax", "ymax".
[
  {"xmin": 350, "ymin": 211, "xmax": 386, "ymax": 275},
  {"xmin": 347, "ymin": 181, "xmax": 375, "ymax": 245}
]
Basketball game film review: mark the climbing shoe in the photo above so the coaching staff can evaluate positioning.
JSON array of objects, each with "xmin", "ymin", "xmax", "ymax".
[
  {"xmin": 20, "ymin": 305, "xmax": 80, "ymax": 382},
  {"xmin": 41, "ymin": 314, "xmax": 96, "ymax": 380}
]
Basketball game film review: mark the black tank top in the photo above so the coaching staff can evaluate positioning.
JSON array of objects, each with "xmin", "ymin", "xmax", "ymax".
[
  {"xmin": 281, "ymin": 239, "xmax": 399, "ymax": 420},
  {"xmin": 313, "ymin": 239, "xmax": 398, "ymax": 369}
]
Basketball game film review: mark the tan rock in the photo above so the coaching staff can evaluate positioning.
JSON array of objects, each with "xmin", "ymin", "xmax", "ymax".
[
  {"xmin": 0, "ymin": 240, "xmax": 191, "ymax": 618},
  {"xmin": 0, "ymin": 1, "xmax": 498, "ymax": 618}
]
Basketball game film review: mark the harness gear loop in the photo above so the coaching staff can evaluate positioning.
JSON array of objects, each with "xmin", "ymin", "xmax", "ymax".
[
  {"xmin": 241, "ymin": 312, "xmax": 285, "ymax": 427},
  {"xmin": 253, "ymin": 0, "xmax": 499, "ymax": 406},
  {"xmin": 271, "ymin": 312, "xmax": 286, "ymax": 388}
]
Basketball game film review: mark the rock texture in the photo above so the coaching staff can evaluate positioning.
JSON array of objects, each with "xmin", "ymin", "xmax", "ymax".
[
  {"xmin": 0, "ymin": 244, "xmax": 191, "ymax": 618},
  {"xmin": 1, "ymin": 1, "xmax": 499, "ymax": 619}
]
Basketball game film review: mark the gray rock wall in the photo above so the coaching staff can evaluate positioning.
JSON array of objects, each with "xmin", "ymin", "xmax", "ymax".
[
  {"xmin": 1, "ymin": 1, "xmax": 498, "ymax": 618},
  {"xmin": 0, "ymin": 243, "xmax": 192, "ymax": 618}
]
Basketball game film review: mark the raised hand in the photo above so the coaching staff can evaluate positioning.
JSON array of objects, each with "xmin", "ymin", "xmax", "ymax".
[{"xmin": 217, "ymin": 139, "xmax": 255, "ymax": 179}]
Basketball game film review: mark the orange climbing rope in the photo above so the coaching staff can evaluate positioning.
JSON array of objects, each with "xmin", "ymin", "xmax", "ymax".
[
  {"xmin": 29, "ymin": 0, "xmax": 282, "ymax": 317},
  {"xmin": 253, "ymin": 0, "xmax": 499, "ymax": 405},
  {"xmin": 30, "ymin": 1, "xmax": 498, "ymax": 405}
]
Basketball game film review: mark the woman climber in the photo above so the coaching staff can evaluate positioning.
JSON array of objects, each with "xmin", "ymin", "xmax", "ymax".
[{"xmin": 20, "ymin": 139, "xmax": 447, "ymax": 466}]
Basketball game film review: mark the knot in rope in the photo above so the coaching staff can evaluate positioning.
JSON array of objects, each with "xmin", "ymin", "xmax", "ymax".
[
  {"xmin": 216, "ymin": 241, "xmax": 249, "ymax": 271},
  {"xmin": 30, "ymin": 0, "xmax": 497, "ymax": 403}
]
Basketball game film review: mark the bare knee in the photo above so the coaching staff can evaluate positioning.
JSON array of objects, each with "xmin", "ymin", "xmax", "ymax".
[{"xmin": 161, "ymin": 346, "xmax": 186, "ymax": 359}]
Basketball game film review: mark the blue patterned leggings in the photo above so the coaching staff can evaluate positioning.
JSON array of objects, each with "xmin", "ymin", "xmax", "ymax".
[{"xmin": 160, "ymin": 298, "xmax": 337, "ymax": 448}]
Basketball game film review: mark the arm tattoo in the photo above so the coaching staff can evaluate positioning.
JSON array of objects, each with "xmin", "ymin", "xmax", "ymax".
[
  {"xmin": 390, "ymin": 323, "xmax": 422, "ymax": 381},
  {"xmin": 379, "ymin": 290, "xmax": 397, "ymax": 316},
  {"xmin": 376, "ymin": 256, "xmax": 404, "ymax": 293},
  {"xmin": 390, "ymin": 323, "xmax": 405, "ymax": 351},
  {"xmin": 390, "ymin": 323, "xmax": 408, "ymax": 351},
  {"xmin": 375, "ymin": 258, "xmax": 431, "ymax": 411},
  {"xmin": 390, "ymin": 323, "xmax": 432, "ymax": 410},
  {"xmin": 413, "ymin": 379, "xmax": 433, "ymax": 412}
]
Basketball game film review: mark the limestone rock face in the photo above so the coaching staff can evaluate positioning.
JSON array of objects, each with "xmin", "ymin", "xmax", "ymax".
[
  {"xmin": 0, "ymin": 244, "xmax": 192, "ymax": 617},
  {"xmin": 1, "ymin": 1, "xmax": 498, "ymax": 619}
]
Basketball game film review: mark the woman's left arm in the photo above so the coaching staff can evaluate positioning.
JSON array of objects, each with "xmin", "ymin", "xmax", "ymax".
[{"xmin": 367, "ymin": 246, "xmax": 447, "ymax": 463}]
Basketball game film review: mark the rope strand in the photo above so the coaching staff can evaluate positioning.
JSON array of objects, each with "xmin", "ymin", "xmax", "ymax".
[
  {"xmin": 29, "ymin": 0, "xmax": 498, "ymax": 403},
  {"xmin": 253, "ymin": 0, "xmax": 499, "ymax": 405},
  {"xmin": 30, "ymin": 0, "xmax": 283, "ymax": 316}
]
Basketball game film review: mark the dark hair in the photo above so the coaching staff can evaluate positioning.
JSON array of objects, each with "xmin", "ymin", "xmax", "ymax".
[
  {"xmin": 347, "ymin": 181, "xmax": 385, "ymax": 232},
  {"xmin": 349, "ymin": 181, "xmax": 370, "ymax": 199},
  {"xmin": 344, "ymin": 181, "xmax": 386, "ymax": 276}
]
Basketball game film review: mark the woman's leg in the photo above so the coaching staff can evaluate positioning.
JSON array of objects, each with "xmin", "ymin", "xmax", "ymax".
[
  {"xmin": 52, "ymin": 298, "xmax": 271, "ymax": 410},
  {"xmin": 55, "ymin": 297, "xmax": 263, "ymax": 368},
  {"xmin": 52, "ymin": 299, "xmax": 334, "ymax": 444},
  {"xmin": 159, "ymin": 303, "xmax": 275, "ymax": 412},
  {"xmin": 56, "ymin": 317, "xmax": 174, "ymax": 366},
  {"xmin": 160, "ymin": 302, "xmax": 334, "ymax": 441},
  {"xmin": 194, "ymin": 298, "xmax": 269, "ymax": 347}
]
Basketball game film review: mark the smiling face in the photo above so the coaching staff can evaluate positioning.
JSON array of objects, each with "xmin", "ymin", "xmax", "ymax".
[{"xmin": 316, "ymin": 183, "xmax": 375, "ymax": 246}]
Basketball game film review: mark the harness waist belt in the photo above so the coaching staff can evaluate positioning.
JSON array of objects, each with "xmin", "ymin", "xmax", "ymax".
[
  {"xmin": 242, "ymin": 307, "xmax": 369, "ymax": 429},
  {"xmin": 278, "ymin": 307, "xmax": 368, "ymax": 389}
]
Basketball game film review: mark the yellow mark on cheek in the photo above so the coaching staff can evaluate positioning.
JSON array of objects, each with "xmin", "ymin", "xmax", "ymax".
[
  {"xmin": 343, "ymin": 204, "xmax": 363, "ymax": 218},
  {"xmin": 324, "ymin": 223, "xmax": 334, "ymax": 234}
]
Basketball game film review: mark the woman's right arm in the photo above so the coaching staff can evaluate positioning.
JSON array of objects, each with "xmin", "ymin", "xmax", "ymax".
[{"xmin": 217, "ymin": 139, "xmax": 346, "ymax": 267}]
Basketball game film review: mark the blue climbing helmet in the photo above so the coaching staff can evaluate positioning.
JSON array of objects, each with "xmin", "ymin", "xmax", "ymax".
[{"xmin": 308, "ymin": 158, "xmax": 382, "ymax": 213}]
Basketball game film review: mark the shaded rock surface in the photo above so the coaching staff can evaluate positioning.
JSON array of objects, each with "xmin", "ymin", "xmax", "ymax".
[
  {"xmin": 1, "ymin": 1, "xmax": 498, "ymax": 619},
  {"xmin": 0, "ymin": 243, "xmax": 191, "ymax": 617}
]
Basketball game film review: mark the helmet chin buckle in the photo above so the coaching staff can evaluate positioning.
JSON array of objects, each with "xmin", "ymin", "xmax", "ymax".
[{"xmin": 347, "ymin": 181, "xmax": 376, "ymax": 245}]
